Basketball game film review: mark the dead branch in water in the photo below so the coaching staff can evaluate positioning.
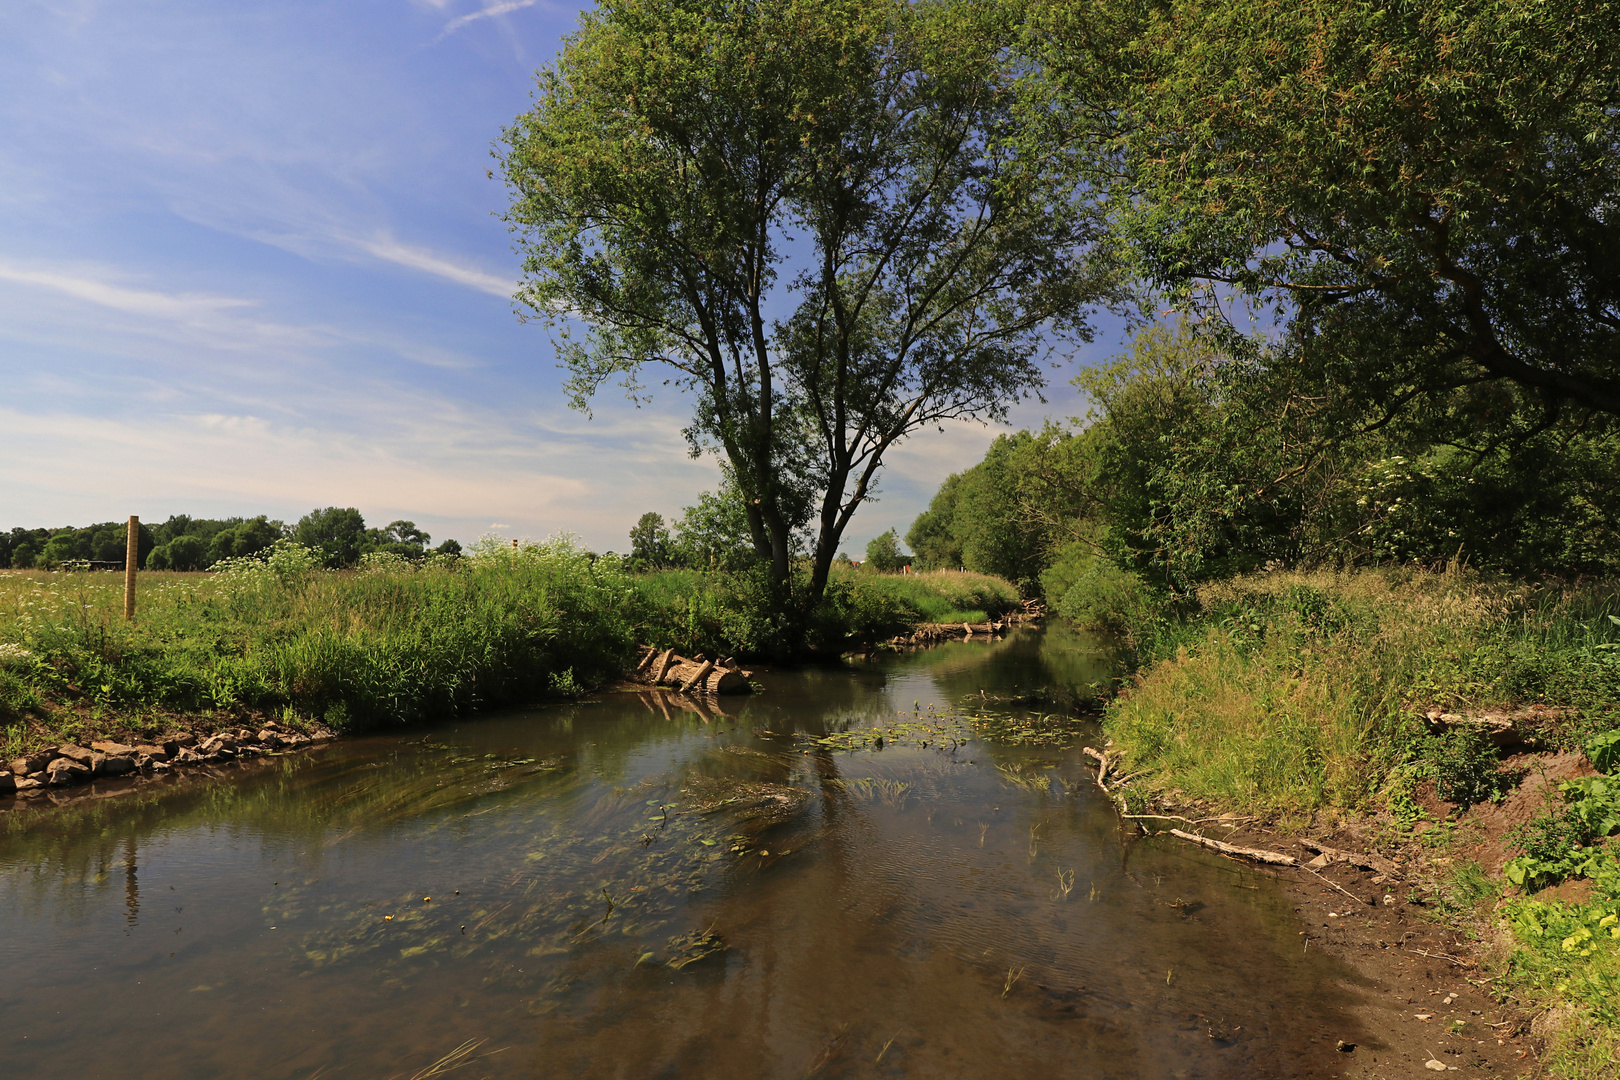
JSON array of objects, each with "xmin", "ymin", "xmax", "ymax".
[{"xmin": 1167, "ymin": 828, "xmax": 1298, "ymax": 866}]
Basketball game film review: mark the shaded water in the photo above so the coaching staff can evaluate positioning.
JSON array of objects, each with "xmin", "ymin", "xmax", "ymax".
[{"xmin": 0, "ymin": 627, "xmax": 1362, "ymax": 1078}]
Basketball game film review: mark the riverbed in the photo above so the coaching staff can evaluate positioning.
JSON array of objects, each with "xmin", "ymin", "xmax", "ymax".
[{"xmin": 0, "ymin": 627, "xmax": 1366, "ymax": 1078}]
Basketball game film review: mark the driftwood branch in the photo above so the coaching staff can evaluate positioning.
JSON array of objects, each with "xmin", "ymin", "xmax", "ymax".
[{"xmin": 1167, "ymin": 829, "xmax": 1298, "ymax": 866}]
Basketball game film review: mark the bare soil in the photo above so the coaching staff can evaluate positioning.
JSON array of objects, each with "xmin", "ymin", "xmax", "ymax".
[{"xmin": 1186, "ymin": 746, "xmax": 1608, "ymax": 1079}]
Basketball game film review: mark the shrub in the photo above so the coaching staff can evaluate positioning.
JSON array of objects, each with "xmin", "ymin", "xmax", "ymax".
[{"xmin": 1431, "ymin": 729, "xmax": 1517, "ymax": 808}]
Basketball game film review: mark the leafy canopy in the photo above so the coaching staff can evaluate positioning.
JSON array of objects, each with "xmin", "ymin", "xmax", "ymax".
[
  {"xmin": 1025, "ymin": 0, "xmax": 1620, "ymax": 424},
  {"xmin": 500, "ymin": 0, "xmax": 1114, "ymax": 600}
]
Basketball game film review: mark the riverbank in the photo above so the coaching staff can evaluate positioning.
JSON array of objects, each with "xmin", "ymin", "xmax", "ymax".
[
  {"xmin": 1094, "ymin": 567, "xmax": 1620, "ymax": 1078},
  {"xmin": 0, "ymin": 542, "xmax": 1021, "ymax": 793}
]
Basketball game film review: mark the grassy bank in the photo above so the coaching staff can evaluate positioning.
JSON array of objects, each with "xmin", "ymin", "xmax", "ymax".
[
  {"xmin": 0, "ymin": 540, "xmax": 1020, "ymax": 756},
  {"xmin": 1098, "ymin": 567, "xmax": 1620, "ymax": 1074}
]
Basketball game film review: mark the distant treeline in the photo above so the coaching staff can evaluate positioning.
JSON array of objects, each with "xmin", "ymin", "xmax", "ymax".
[{"xmin": 0, "ymin": 508, "xmax": 462, "ymax": 571}]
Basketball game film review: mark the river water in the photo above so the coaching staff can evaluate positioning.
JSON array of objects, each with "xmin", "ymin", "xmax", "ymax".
[{"xmin": 0, "ymin": 627, "xmax": 1363, "ymax": 1078}]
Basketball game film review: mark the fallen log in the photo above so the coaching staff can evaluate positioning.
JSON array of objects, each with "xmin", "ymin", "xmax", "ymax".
[
  {"xmin": 645, "ymin": 655, "xmax": 752, "ymax": 695},
  {"xmin": 1168, "ymin": 829, "xmax": 1298, "ymax": 866},
  {"xmin": 651, "ymin": 649, "xmax": 676, "ymax": 685},
  {"xmin": 679, "ymin": 659, "xmax": 716, "ymax": 695}
]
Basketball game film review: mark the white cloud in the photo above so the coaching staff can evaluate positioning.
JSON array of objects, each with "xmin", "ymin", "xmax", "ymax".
[
  {"xmin": 353, "ymin": 235, "xmax": 513, "ymax": 298},
  {"xmin": 0, "ymin": 262, "xmax": 254, "ymax": 322},
  {"xmin": 436, "ymin": 0, "xmax": 542, "ymax": 41}
]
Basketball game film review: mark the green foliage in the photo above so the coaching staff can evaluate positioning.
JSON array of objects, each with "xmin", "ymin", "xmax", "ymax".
[
  {"xmin": 292, "ymin": 507, "xmax": 370, "ymax": 568},
  {"xmin": 629, "ymin": 512, "xmax": 674, "ymax": 570},
  {"xmin": 1505, "ymin": 850, "xmax": 1620, "ymax": 1035},
  {"xmin": 500, "ymin": 0, "xmax": 1114, "ymax": 599},
  {"xmin": 862, "ymin": 530, "xmax": 907, "ymax": 573},
  {"xmin": 670, "ymin": 486, "xmax": 759, "ymax": 572},
  {"xmin": 1101, "ymin": 569, "xmax": 1620, "ymax": 816},
  {"xmin": 1504, "ymin": 738, "xmax": 1620, "ymax": 893},
  {"xmin": 1430, "ymin": 729, "xmax": 1517, "ymax": 809},
  {"xmin": 1041, "ymin": 541, "xmax": 1150, "ymax": 630},
  {"xmin": 1028, "ymin": 0, "xmax": 1620, "ymax": 419},
  {"xmin": 1589, "ymin": 728, "xmax": 1620, "ymax": 776},
  {"xmin": 207, "ymin": 516, "xmax": 282, "ymax": 563},
  {"xmin": 904, "ymin": 473, "xmax": 964, "ymax": 571}
]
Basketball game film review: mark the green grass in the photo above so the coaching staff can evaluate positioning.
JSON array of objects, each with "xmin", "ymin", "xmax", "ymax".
[
  {"xmin": 832, "ymin": 567, "xmax": 1022, "ymax": 625},
  {"xmin": 0, "ymin": 543, "xmax": 1023, "ymax": 752},
  {"xmin": 1103, "ymin": 567, "xmax": 1620, "ymax": 817}
]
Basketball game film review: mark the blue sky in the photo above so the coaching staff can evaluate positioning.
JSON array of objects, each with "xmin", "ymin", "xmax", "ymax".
[{"xmin": 0, "ymin": 0, "xmax": 1130, "ymax": 554}]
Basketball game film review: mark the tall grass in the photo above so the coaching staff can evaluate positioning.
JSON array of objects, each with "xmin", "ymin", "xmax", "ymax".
[
  {"xmin": 0, "ymin": 542, "xmax": 1023, "ymax": 750},
  {"xmin": 838, "ymin": 568, "xmax": 1022, "ymax": 625},
  {"xmin": 0, "ymin": 540, "xmax": 639, "ymax": 747},
  {"xmin": 1103, "ymin": 567, "xmax": 1620, "ymax": 815}
]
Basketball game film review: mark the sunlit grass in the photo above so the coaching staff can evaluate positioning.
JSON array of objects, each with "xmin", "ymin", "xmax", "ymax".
[{"xmin": 1104, "ymin": 567, "xmax": 1620, "ymax": 815}]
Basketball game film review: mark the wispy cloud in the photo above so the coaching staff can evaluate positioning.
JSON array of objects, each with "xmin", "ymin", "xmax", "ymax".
[
  {"xmin": 354, "ymin": 235, "xmax": 513, "ymax": 297},
  {"xmin": 436, "ymin": 0, "xmax": 542, "ymax": 41},
  {"xmin": 0, "ymin": 262, "xmax": 255, "ymax": 321}
]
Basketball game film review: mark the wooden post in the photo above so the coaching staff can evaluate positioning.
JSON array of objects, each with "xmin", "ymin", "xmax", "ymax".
[{"xmin": 124, "ymin": 516, "xmax": 139, "ymax": 620}]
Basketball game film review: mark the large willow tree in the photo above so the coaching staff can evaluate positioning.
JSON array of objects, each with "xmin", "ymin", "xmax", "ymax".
[{"xmin": 500, "ymin": 0, "xmax": 1114, "ymax": 598}]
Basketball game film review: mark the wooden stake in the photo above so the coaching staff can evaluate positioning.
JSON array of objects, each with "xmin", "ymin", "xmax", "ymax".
[{"xmin": 124, "ymin": 515, "xmax": 139, "ymax": 620}]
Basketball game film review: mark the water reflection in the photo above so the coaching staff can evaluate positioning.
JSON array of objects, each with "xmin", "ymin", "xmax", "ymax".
[{"xmin": 0, "ymin": 627, "xmax": 1356, "ymax": 1078}]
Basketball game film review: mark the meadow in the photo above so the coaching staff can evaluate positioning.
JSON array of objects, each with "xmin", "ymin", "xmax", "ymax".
[{"xmin": 0, "ymin": 538, "xmax": 1020, "ymax": 758}]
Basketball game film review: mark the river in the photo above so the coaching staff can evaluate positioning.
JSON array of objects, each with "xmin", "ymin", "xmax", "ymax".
[{"xmin": 0, "ymin": 626, "xmax": 1363, "ymax": 1078}]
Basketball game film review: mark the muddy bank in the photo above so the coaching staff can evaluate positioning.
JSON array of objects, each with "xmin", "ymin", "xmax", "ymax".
[
  {"xmin": 1180, "ymin": 821, "xmax": 1538, "ymax": 1078},
  {"xmin": 1094, "ymin": 739, "xmax": 1614, "ymax": 1079}
]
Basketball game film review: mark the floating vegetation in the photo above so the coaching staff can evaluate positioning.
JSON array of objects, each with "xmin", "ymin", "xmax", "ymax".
[
  {"xmin": 962, "ymin": 710, "xmax": 1092, "ymax": 749},
  {"xmin": 790, "ymin": 703, "xmax": 1093, "ymax": 758},
  {"xmin": 995, "ymin": 762, "xmax": 1056, "ymax": 793}
]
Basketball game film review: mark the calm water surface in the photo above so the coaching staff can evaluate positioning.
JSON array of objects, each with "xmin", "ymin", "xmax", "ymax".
[{"xmin": 0, "ymin": 628, "xmax": 1363, "ymax": 1078}]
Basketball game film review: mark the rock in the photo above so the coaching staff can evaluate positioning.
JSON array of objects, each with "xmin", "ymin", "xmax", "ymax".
[
  {"xmin": 9, "ymin": 751, "xmax": 55, "ymax": 775},
  {"xmin": 282, "ymin": 733, "xmax": 311, "ymax": 746},
  {"xmin": 173, "ymin": 734, "xmax": 198, "ymax": 748},
  {"xmin": 47, "ymin": 758, "xmax": 90, "ymax": 786},
  {"xmin": 174, "ymin": 747, "xmax": 202, "ymax": 764},
  {"xmin": 14, "ymin": 776, "xmax": 43, "ymax": 791},
  {"xmin": 91, "ymin": 740, "xmax": 136, "ymax": 756},
  {"xmin": 0, "ymin": 771, "xmax": 14, "ymax": 794},
  {"xmin": 134, "ymin": 743, "xmax": 174, "ymax": 762},
  {"xmin": 1424, "ymin": 1059, "xmax": 1448, "ymax": 1071},
  {"xmin": 198, "ymin": 735, "xmax": 237, "ymax": 756},
  {"xmin": 257, "ymin": 729, "xmax": 285, "ymax": 748},
  {"xmin": 98, "ymin": 755, "xmax": 136, "ymax": 777},
  {"xmin": 57, "ymin": 744, "xmax": 95, "ymax": 765}
]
